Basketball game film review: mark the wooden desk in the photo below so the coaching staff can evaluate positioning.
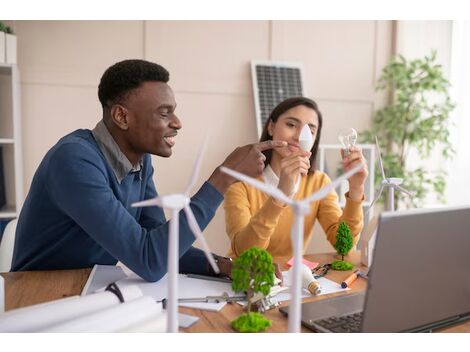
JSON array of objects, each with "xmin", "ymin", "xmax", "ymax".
[{"xmin": 2, "ymin": 252, "xmax": 469, "ymax": 333}]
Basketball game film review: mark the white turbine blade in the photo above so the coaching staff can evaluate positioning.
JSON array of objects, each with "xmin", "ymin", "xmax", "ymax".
[
  {"xmin": 183, "ymin": 205, "xmax": 220, "ymax": 274},
  {"xmin": 220, "ymin": 166, "xmax": 293, "ymax": 205},
  {"xmin": 365, "ymin": 184, "xmax": 385, "ymax": 216},
  {"xmin": 131, "ymin": 197, "xmax": 162, "ymax": 208},
  {"xmin": 184, "ymin": 134, "xmax": 209, "ymax": 195},
  {"xmin": 303, "ymin": 163, "xmax": 363, "ymax": 203},
  {"xmin": 395, "ymin": 184, "xmax": 413, "ymax": 197},
  {"xmin": 375, "ymin": 136, "xmax": 386, "ymax": 181}
]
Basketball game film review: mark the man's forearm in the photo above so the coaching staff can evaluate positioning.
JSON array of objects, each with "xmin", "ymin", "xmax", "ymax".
[{"xmin": 207, "ymin": 167, "xmax": 233, "ymax": 195}]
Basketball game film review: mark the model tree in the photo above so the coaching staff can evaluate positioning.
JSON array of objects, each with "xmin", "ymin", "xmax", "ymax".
[
  {"xmin": 331, "ymin": 221, "xmax": 354, "ymax": 271},
  {"xmin": 231, "ymin": 247, "xmax": 275, "ymax": 332}
]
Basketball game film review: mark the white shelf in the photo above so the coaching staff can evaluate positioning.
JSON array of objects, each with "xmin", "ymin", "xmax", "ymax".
[
  {"xmin": 0, "ymin": 63, "xmax": 23, "ymax": 217},
  {"xmin": 0, "ymin": 205, "xmax": 16, "ymax": 219}
]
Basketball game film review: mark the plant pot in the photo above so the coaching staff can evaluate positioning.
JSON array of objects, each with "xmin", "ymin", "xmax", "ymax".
[
  {"xmin": 0, "ymin": 32, "xmax": 5, "ymax": 64},
  {"xmin": 5, "ymin": 33, "xmax": 16, "ymax": 64}
]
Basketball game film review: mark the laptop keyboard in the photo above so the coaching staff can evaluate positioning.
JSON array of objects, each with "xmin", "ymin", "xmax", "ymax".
[{"xmin": 311, "ymin": 312, "xmax": 363, "ymax": 333}]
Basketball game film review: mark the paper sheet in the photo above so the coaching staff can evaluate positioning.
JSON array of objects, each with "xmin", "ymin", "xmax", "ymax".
[
  {"xmin": 81, "ymin": 264, "xmax": 127, "ymax": 295},
  {"xmin": 274, "ymin": 276, "xmax": 350, "ymax": 302},
  {"xmin": 116, "ymin": 271, "xmax": 237, "ymax": 311},
  {"xmin": 178, "ymin": 313, "xmax": 200, "ymax": 328},
  {"xmin": 236, "ymin": 274, "xmax": 348, "ymax": 308},
  {"xmin": 83, "ymin": 265, "xmax": 236, "ymax": 312},
  {"xmin": 286, "ymin": 257, "xmax": 319, "ymax": 270}
]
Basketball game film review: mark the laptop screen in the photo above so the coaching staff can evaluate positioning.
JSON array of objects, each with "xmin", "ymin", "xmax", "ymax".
[{"xmin": 361, "ymin": 206, "xmax": 470, "ymax": 332}]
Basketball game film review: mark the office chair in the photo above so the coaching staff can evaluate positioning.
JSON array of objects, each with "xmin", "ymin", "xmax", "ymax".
[{"xmin": 0, "ymin": 218, "xmax": 17, "ymax": 272}]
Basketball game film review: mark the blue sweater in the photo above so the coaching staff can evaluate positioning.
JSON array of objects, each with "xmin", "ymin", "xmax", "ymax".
[{"xmin": 12, "ymin": 130, "xmax": 224, "ymax": 282}]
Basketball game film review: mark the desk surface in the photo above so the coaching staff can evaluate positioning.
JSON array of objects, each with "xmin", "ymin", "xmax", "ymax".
[{"xmin": 2, "ymin": 251, "xmax": 469, "ymax": 333}]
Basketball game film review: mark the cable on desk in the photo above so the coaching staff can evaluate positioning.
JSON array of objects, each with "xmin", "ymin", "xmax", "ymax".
[{"xmin": 105, "ymin": 282, "xmax": 125, "ymax": 303}]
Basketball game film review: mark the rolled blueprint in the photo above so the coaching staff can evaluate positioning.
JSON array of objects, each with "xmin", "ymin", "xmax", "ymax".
[
  {"xmin": 0, "ymin": 284, "xmax": 143, "ymax": 332},
  {"xmin": 40, "ymin": 296, "xmax": 164, "ymax": 332},
  {"xmin": 117, "ymin": 311, "xmax": 167, "ymax": 333}
]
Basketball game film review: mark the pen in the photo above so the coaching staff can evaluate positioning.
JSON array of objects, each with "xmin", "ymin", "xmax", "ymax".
[
  {"xmin": 186, "ymin": 273, "xmax": 232, "ymax": 283},
  {"xmin": 341, "ymin": 270, "xmax": 360, "ymax": 289}
]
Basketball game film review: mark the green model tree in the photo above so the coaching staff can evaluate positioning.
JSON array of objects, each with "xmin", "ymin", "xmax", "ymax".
[
  {"xmin": 331, "ymin": 221, "xmax": 354, "ymax": 271},
  {"xmin": 230, "ymin": 247, "xmax": 275, "ymax": 333}
]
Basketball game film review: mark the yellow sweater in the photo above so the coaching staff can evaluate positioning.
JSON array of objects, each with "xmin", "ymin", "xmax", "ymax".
[{"xmin": 224, "ymin": 171, "xmax": 364, "ymax": 260}]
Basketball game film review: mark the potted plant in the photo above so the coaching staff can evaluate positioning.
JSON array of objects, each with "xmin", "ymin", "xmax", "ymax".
[
  {"xmin": 0, "ymin": 21, "xmax": 6, "ymax": 64},
  {"xmin": 360, "ymin": 51, "xmax": 455, "ymax": 208},
  {"xmin": 230, "ymin": 247, "xmax": 275, "ymax": 332},
  {"xmin": 0, "ymin": 21, "xmax": 16, "ymax": 64}
]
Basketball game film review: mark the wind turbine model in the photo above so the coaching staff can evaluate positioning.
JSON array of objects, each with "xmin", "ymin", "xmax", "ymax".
[
  {"xmin": 369, "ymin": 136, "xmax": 412, "ymax": 212},
  {"xmin": 360, "ymin": 137, "xmax": 413, "ymax": 268},
  {"xmin": 221, "ymin": 148, "xmax": 362, "ymax": 333},
  {"xmin": 132, "ymin": 138, "xmax": 219, "ymax": 333}
]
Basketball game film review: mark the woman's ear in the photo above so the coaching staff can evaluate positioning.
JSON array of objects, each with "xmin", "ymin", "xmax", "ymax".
[{"xmin": 267, "ymin": 120, "xmax": 274, "ymax": 137}]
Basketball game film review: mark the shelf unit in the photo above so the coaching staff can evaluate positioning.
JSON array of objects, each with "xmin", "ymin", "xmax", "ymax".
[{"xmin": 0, "ymin": 63, "xmax": 23, "ymax": 219}]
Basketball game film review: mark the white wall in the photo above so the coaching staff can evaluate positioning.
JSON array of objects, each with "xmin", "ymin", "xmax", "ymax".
[
  {"xmin": 395, "ymin": 21, "xmax": 455, "ymax": 207},
  {"xmin": 10, "ymin": 20, "xmax": 394, "ymax": 255}
]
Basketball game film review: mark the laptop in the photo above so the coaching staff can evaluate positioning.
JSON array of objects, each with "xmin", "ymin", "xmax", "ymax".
[{"xmin": 280, "ymin": 206, "xmax": 470, "ymax": 332}]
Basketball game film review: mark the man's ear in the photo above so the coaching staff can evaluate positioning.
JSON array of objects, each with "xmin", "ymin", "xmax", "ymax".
[{"xmin": 110, "ymin": 105, "xmax": 129, "ymax": 130}]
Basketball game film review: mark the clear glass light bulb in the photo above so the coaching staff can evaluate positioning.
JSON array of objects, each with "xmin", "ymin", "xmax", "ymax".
[{"xmin": 338, "ymin": 128, "xmax": 358, "ymax": 156}]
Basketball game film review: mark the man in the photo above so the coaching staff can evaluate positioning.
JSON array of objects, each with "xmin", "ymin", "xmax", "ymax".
[{"xmin": 11, "ymin": 59, "xmax": 285, "ymax": 282}]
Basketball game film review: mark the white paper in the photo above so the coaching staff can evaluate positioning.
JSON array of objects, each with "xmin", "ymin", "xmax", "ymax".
[
  {"xmin": 116, "ymin": 272, "xmax": 237, "ymax": 312},
  {"xmin": 237, "ymin": 275, "xmax": 349, "ymax": 309},
  {"xmin": 277, "ymin": 272, "xmax": 350, "ymax": 302},
  {"xmin": 178, "ymin": 313, "xmax": 200, "ymax": 328},
  {"xmin": 40, "ymin": 296, "xmax": 163, "ymax": 333},
  {"xmin": 0, "ymin": 284, "xmax": 143, "ymax": 332},
  {"xmin": 81, "ymin": 264, "xmax": 128, "ymax": 295}
]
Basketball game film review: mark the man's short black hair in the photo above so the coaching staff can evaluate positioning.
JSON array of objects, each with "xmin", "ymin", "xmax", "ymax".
[{"xmin": 98, "ymin": 59, "xmax": 170, "ymax": 109}]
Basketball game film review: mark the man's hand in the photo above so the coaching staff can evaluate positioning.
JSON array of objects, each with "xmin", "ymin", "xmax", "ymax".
[
  {"xmin": 216, "ymin": 256, "xmax": 233, "ymax": 279},
  {"xmin": 208, "ymin": 140, "xmax": 287, "ymax": 194}
]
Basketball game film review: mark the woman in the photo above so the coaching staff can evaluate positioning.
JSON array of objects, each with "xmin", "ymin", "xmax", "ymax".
[{"xmin": 224, "ymin": 97, "xmax": 368, "ymax": 260}]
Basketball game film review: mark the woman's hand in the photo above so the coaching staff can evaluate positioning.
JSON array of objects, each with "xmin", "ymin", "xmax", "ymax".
[
  {"xmin": 277, "ymin": 150, "xmax": 311, "ymax": 199},
  {"xmin": 341, "ymin": 146, "xmax": 368, "ymax": 200}
]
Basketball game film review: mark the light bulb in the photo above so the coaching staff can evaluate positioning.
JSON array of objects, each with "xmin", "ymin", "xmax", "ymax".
[
  {"xmin": 286, "ymin": 263, "xmax": 322, "ymax": 295},
  {"xmin": 299, "ymin": 124, "xmax": 314, "ymax": 152},
  {"xmin": 300, "ymin": 263, "xmax": 321, "ymax": 295},
  {"xmin": 338, "ymin": 128, "xmax": 358, "ymax": 156}
]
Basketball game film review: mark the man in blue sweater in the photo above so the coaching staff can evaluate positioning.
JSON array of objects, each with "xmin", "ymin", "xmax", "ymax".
[{"xmin": 11, "ymin": 59, "xmax": 285, "ymax": 282}]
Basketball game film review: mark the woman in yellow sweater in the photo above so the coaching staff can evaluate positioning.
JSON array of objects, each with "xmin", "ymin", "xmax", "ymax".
[{"xmin": 224, "ymin": 97, "xmax": 368, "ymax": 261}]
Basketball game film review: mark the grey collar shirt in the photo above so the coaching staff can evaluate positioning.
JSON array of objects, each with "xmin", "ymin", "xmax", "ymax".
[{"xmin": 92, "ymin": 120, "xmax": 143, "ymax": 184}]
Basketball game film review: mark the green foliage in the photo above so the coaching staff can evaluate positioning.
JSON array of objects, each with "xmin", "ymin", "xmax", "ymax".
[
  {"xmin": 231, "ymin": 247, "xmax": 275, "ymax": 312},
  {"xmin": 231, "ymin": 312, "xmax": 272, "ymax": 333},
  {"xmin": 331, "ymin": 260, "xmax": 353, "ymax": 271},
  {"xmin": 334, "ymin": 221, "xmax": 353, "ymax": 261},
  {"xmin": 0, "ymin": 22, "xmax": 13, "ymax": 34},
  {"xmin": 360, "ymin": 50, "xmax": 455, "ymax": 208}
]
